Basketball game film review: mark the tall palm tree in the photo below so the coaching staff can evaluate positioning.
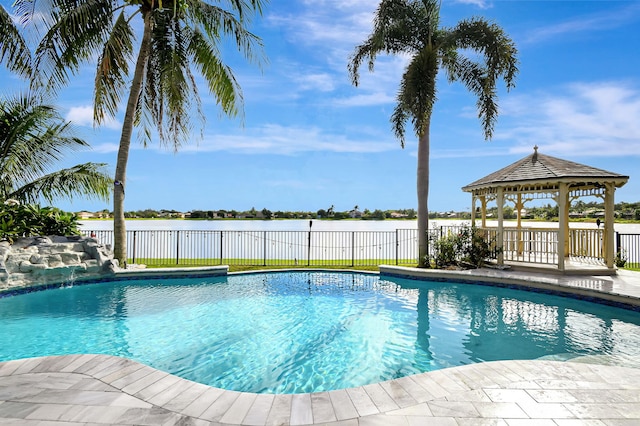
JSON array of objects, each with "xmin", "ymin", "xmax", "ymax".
[
  {"xmin": 14, "ymin": 0, "xmax": 265, "ymax": 266},
  {"xmin": 0, "ymin": 5, "xmax": 31, "ymax": 77},
  {"xmin": 349, "ymin": 0, "xmax": 517, "ymax": 267},
  {"xmin": 0, "ymin": 92, "xmax": 111, "ymax": 204}
]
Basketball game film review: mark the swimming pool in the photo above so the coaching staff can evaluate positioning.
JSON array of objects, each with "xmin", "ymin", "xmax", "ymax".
[{"xmin": 1, "ymin": 270, "xmax": 639, "ymax": 394}]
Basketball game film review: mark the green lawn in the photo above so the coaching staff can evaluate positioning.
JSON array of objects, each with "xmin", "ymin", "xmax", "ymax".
[
  {"xmin": 129, "ymin": 258, "xmax": 417, "ymax": 271},
  {"xmin": 129, "ymin": 257, "xmax": 640, "ymax": 273},
  {"xmin": 624, "ymin": 262, "xmax": 640, "ymax": 272}
]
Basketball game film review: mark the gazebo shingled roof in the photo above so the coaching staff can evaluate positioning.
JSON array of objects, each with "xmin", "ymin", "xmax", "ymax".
[{"xmin": 462, "ymin": 147, "xmax": 629, "ymax": 192}]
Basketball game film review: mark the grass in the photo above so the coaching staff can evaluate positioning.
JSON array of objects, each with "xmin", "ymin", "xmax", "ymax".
[
  {"xmin": 624, "ymin": 262, "xmax": 640, "ymax": 272},
  {"xmin": 226, "ymin": 264, "xmax": 383, "ymax": 272},
  {"xmin": 128, "ymin": 258, "xmax": 417, "ymax": 271},
  {"xmin": 128, "ymin": 257, "xmax": 640, "ymax": 273}
]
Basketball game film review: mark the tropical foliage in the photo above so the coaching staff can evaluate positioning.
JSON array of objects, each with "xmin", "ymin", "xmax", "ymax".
[
  {"xmin": 349, "ymin": 0, "xmax": 518, "ymax": 266},
  {"xmin": 0, "ymin": 201, "xmax": 81, "ymax": 243},
  {"xmin": 0, "ymin": 93, "xmax": 112, "ymax": 205},
  {"xmin": 14, "ymin": 0, "xmax": 266, "ymax": 265}
]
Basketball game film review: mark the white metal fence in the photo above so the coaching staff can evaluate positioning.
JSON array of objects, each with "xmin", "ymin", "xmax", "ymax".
[{"xmin": 84, "ymin": 227, "xmax": 639, "ymax": 268}]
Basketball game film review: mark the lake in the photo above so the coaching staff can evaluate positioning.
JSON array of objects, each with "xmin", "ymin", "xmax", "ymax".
[{"xmin": 79, "ymin": 219, "xmax": 640, "ymax": 233}]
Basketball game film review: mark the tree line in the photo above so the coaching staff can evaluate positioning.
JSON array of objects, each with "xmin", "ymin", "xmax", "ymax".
[
  {"xmin": 99, "ymin": 200, "xmax": 640, "ymax": 221},
  {"xmin": 119, "ymin": 207, "xmax": 418, "ymax": 220}
]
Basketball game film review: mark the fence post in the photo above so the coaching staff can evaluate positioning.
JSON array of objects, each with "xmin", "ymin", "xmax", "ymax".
[
  {"xmin": 351, "ymin": 232, "xmax": 355, "ymax": 267},
  {"xmin": 131, "ymin": 231, "xmax": 137, "ymax": 265},
  {"xmin": 307, "ymin": 228, "xmax": 311, "ymax": 266},
  {"xmin": 176, "ymin": 230, "xmax": 180, "ymax": 265},
  {"xmin": 263, "ymin": 231, "xmax": 267, "ymax": 266},
  {"xmin": 219, "ymin": 231, "xmax": 223, "ymax": 265},
  {"xmin": 395, "ymin": 229, "xmax": 399, "ymax": 265},
  {"xmin": 616, "ymin": 232, "xmax": 621, "ymax": 257}
]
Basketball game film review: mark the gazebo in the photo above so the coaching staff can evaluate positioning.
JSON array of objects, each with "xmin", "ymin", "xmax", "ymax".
[{"xmin": 462, "ymin": 146, "xmax": 629, "ymax": 274}]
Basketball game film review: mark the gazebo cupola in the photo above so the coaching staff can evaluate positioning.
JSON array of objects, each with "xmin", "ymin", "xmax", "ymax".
[{"xmin": 462, "ymin": 146, "xmax": 629, "ymax": 273}]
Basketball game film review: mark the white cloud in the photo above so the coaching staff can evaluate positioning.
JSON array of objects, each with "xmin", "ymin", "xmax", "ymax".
[
  {"xmin": 90, "ymin": 142, "xmax": 121, "ymax": 154},
  {"xmin": 494, "ymin": 81, "xmax": 640, "ymax": 158},
  {"xmin": 452, "ymin": 0, "xmax": 492, "ymax": 9},
  {"xmin": 179, "ymin": 124, "xmax": 397, "ymax": 155},
  {"xmin": 66, "ymin": 106, "xmax": 122, "ymax": 130},
  {"xmin": 523, "ymin": 3, "xmax": 640, "ymax": 44},
  {"xmin": 295, "ymin": 73, "xmax": 335, "ymax": 92},
  {"xmin": 334, "ymin": 92, "xmax": 395, "ymax": 107}
]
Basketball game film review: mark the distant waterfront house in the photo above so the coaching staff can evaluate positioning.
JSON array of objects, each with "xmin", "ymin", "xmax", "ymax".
[
  {"xmin": 77, "ymin": 211, "xmax": 97, "ymax": 219},
  {"xmin": 389, "ymin": 212, "xmax": 408, "ymax": 219}
]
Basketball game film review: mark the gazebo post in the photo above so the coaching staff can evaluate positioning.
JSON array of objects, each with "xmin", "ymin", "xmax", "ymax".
[
  {"xmin": 557, "ymin": 183, "xmax": 568, "ymax": 271},
  {"xmin": 497, "ymin": 187, "xmax": 505, "ymax": 266},
  {"xmin": 471, "ymin": 195, "xmax": 477, "ymax": 227},
  {"xmin": 480, "ymin": 195, "xmax": 487, "ymax": 228},
  {"xmin": 516, "ymin": 193, "xmax": 523, "ymax": 256},
  {"xmin": 604, "ymin": 182, "xmax": 615, "ymax": 268}
]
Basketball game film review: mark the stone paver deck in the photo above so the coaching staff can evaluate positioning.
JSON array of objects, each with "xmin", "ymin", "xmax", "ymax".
[{"xmin": 2, "ymin": 268, "xmax": 640, "ymax": 425}]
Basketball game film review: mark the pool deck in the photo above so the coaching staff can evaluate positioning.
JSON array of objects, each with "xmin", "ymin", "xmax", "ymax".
[{"xmin": 2, "ymin": 267, "xmax": 640, "ymax": 425}]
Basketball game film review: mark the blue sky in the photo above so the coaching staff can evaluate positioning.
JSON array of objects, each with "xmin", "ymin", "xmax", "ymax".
[{"xmin": 3, "ymin": 0, "xmax": 640, "ymax": 214}]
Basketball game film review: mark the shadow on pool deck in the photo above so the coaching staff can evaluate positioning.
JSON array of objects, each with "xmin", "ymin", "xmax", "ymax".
[{"xmin": 1, "ymin": 267, "xmax": 640, "ymax": 425}]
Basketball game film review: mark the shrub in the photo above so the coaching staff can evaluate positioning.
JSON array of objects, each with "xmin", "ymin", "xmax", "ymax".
[
  {"xmin": 615, "ymin": 249, "xmax": 628, "ymax": 268},
  {"xmin": 0, "ymin": 200, "xmax": 80, "ymax": 243},
  {"xmin": 426, "ymin": 224, "xmax": 498, "ymax": 269}
]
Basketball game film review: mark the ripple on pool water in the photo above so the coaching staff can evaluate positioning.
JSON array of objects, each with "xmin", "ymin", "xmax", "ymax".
[{"xmin": 1, "ymin": 271, "xmax": 639, "ymax": 393}]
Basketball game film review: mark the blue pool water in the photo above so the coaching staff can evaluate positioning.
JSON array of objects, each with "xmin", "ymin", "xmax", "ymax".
[{"xmin": 1, "ymin": 271, "xmax": 639, "ymax": 394}]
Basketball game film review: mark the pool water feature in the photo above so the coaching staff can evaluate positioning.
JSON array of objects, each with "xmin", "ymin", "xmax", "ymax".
[{"xmin": 1, "ymin": 271, "xmax": 639, "ymax": 394}]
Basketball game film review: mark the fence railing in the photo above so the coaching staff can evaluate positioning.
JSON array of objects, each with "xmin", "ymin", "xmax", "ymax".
[
  {"xmin": 85, "ymin": 227, "xmax": 639, "ymax": 269},
  {"xmin": 617, "ymin": 233, "xmax": 640, "ymax": 268}
]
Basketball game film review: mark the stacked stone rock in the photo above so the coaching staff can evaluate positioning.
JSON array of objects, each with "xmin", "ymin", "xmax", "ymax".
[{"xmin": 0, "ymin": 236, "xmax": 118, "ymax": 291}]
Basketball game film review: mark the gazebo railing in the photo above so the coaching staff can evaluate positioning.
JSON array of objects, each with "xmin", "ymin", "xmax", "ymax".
[
  {"xmin": 501, "ymin": 227, "xmax": 558, "ymax": 265},
  {"xmin": 569, "ymin": 228, "xmax": 604, "ymax": 261},
  {"xmin": 479, "ymin": 227, "xmax": 605, "ymax": 266}
]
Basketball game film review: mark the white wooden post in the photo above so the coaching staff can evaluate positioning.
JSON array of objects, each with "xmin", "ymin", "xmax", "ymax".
[
  {"xmin": 557, "ymin": 183, "xmax": 568, "ymax": 271},
  {"xmin": 497, "ymin": 187, "xmax": 504, "ymax": 266},
  {"xmin": 604, "ymin": 182, "xmax": 615, "ymax": 268}
]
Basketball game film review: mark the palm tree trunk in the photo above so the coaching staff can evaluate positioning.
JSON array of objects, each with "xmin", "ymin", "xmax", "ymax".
[
  {"xmin": 416, "ymin": 121, "xmax": 430, "ymax": 267},
  {"xmin": 113, "ymin": 11, "xmax": 152, "ymax": 266}
]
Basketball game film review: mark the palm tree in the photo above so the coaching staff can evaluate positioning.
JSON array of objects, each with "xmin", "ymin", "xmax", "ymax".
[
  {"xmin": 14, "ymin": 0, "xmax": 265, "ymax": 266},
  {"xmin": 0, "ymin": 92, "xmax": 111, "ymax": 205},
  {"xmin": 0, "ymin": 5, "xmax": 31, "ymax": 77},
  {"xmin": 349, "ymin": 0, "xmax": 517, "ymax": 267}
]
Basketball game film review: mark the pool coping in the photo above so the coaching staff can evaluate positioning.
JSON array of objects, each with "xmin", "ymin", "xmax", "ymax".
[
  {"xmin": 2, "ymin": 354, "xmax": 640, "ymax": 424},
  {"xmin": 379, "ymin": 265, "xmax": 640, "ymax": 310},
  {"xmin": 1, "ymin": 266, "xmax": 640, "ymax": 424}
]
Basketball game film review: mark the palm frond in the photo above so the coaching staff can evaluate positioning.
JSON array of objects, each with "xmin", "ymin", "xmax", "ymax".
[
  {"xmin": 0, "ymin": 94, "xmax": 81, "ymax": 184},
  {"xmin": 0, "ymin": 6, "xmax": 32, "ymax": 77},
  {"xmin": 188, "ymin": 28, "xmax": 241, "ymax": 118},
  {"xmin": 394, "ymin": 46, "xmax": 438, "ymax": 141},
  {"xmin": 349, "ymin": 0, "xmax": 440, "ymax": 86},
  {"xmin": 439, "ymin": 18, "xmax": 518, "ymax": 139},
  {"xmin": 135, "ymin": 9, "xmax": 197, "ymax": 149},
  {"xmin": 94, "ymin": 11, "xmax": 134, "ymax": 124},
  {"xmin": 0, "ymin": 92, "xmax": 112, "ymax": 204},
  {"xmin": 449, "ymin": 18, "xmax": 518, "ymax": 90},
  {"xmin": 188, "ymin": 0, "xmax": 266, "ymax": 67},
  {"xmin": 30, "ymin": 0, "xmax": 114, "ymax": 93},
  {"xmin": 10, "ymin": 163, "xmax": 112, "ymax": 204}
]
